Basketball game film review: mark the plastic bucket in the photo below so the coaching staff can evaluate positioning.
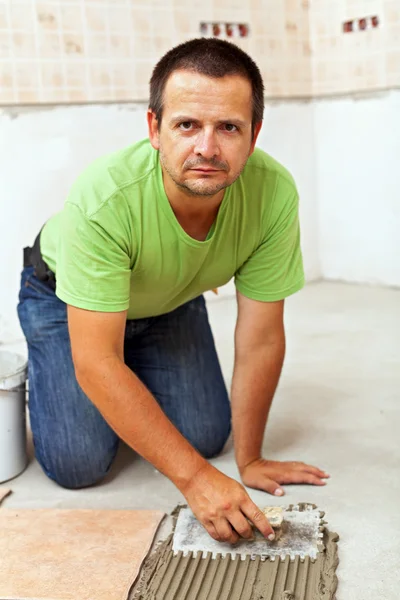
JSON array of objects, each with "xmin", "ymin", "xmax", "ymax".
[{"xmin": 0, "ymin": 351, "xmax": 28, "ymax": 483}]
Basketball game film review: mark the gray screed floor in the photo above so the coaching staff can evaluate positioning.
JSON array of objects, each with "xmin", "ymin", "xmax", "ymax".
[{"xmin": 2, "ymin": 282, "xmax": 399, "ymax": 600}]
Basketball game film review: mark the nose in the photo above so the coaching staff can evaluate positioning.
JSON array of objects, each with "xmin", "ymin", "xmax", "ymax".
[{"xmin": 193, "ymin": 127, "xmax": 220, "ymax": 160}]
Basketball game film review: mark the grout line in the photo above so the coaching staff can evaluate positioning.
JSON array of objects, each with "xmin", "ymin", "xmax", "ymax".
[
  {"xmin": 4, "ymin": 1, "xmax": 17, "ymax": 103},
  {"xmin": 78, "ymin": 0, "xmax": 90, "ymax": 101},
  {"xmin": 29, "ymin": 0, "xmax": 43, "ymax": 102},
  {"xmin": 104, "ymin": 1, "xmax": 114, "ymax": 99}
]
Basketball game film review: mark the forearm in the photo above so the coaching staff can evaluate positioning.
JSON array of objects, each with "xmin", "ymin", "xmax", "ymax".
[
  {"xmin": 231, "ymin": 339, "xmax": 285, "ymax": 471},
  {"xmin": 75, "ymin": 356, "xmax": 207, "ymax": 492}
]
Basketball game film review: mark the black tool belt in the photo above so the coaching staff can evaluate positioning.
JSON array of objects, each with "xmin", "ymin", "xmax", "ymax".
[{"xmin": 23, "ymin": 229, "xmax": 56, "ymax": 290}]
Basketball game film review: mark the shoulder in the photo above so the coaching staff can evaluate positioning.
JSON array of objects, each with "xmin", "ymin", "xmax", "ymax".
[
  {"xmin": 67, "ymin": 139, "xmax": 158, "ymax": 217},
  {"xmin": 242, "ymin": 147, "xmax": 298, "ymax": 194}
]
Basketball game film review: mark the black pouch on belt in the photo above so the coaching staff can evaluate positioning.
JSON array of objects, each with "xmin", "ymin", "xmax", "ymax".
[{"xmin": 23, "ymin": 229, "xmax": 56, "ymax": 290}]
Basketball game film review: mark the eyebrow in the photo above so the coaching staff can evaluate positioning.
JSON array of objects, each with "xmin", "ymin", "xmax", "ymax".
[{"xmin": 169, "ymin": 116, "xmax": 248, "ymax": 128}]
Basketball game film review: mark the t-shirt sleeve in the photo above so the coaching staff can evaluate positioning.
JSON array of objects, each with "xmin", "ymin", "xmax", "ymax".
[
  {"xmin": 55, "ymin": 200, "xmax": 132, "ymax": 312},
  {"xmin": 234, "ymin": 181, "xmax": 305, "ymax": 302}
]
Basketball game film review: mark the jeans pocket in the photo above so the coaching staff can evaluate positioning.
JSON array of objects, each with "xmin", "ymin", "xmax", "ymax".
[{"xmin": 24, "ymin": 272, "xmax": 55, "ymax": 296}]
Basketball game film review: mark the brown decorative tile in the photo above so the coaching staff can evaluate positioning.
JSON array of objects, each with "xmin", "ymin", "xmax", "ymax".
[
  {"xmin": 63, "ymin": 33, "xmax": 85, "ymax": 57},
  {"xmin": 36, "ymin": 2, "xmax": 59, "ymax": 31},
  {"xmin": 15, "ymin": 62, "xmax": 40, "ymax": 89}
]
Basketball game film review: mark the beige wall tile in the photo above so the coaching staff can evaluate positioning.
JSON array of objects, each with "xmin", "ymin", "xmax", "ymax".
[
  {"xmin": 109, "ymin": 34, "xmax": 131, "ymax": 58},
  {"xmin": 386, "ymin": 50, "xmax": 400, "ymax": 74},
  {"xmin": 0, "ymin": 63, "xmax": 14, "ymax": 92},
  {"xmin": 41, "ymin": 87, "xmax": 67, "ymax": 103},
  {"xmin": 37, "ymin": 32, "xmax": 62, "ymax": 59},
  {"xmin": 131, "ymin": 8, "xmax": 153, "ymax": 36},
  {"xmin": 60, "ymin": 5, "xmax": 84, "ymax": 33},
  {"xmin": 40, "ymin": 62, "xmax": 65, "ymax": 88},
  {"xmin": 89, "ymin": 63, "xmax": 113, "ymax": 88},
  {"xmin": 173, "ymin": 10, "xmax": 196, "ymax": 35},
  {"xmin": 9, "ymin": 3, "xmax": 33, "ymax": 31},
  {"xmin": 134, "ymin": 36, "xmax": 157, "ymax": 59},
  {"xmin": 107, "ymin": 5, "xmax": 132, "ymax": 33},
  {"xmin": 86, "ymin": 33, "xmax": 109, "ymax": 59},
  {"xmin": 85, "ymin": 5, "xmax": 107, "ymax": 33},
  {"xmin": 111, "ymin": 64, "xmax": 134, "ymax": 88},
  {"xmin": 11, "ymin": 32, "xmax": 37, "ymax": 58},
  {"xmin": 65, "ymin": 63, "xmax": 87, "ymax": 88},
  {"xmin": 136, "ymin": 60, "xmax": 154, "ymax": 88},
  {"xmin": 17, "ymin": 89, "xmax": 41, "ymax": 103},
  {"xmin": 0, "ymin": 4, "xmax": 8, "ymax": 29},
  {"xmin": 0, "ymin": 30, "xmax": 11, "ymax": 59},
  {"xmin": 2, "ymin": 0, "xmax": 399, "ymax": 106},
  {"xmin": 0, "ymin": 89, "xmax": 17, "ymax": 104},
  {"xmin": 384, "ymin": 1, "xmax": 400, "ymax": 25},
  {"xmin": 386, "ymin": 24, "xmax": 400, "ymax": 49},
  {"xmin": 66, "ymin": 88, "xmax": 88, "ymax": 102},
  {"xmin": 15, "ymin": 62, "xmax": 41, "ymax": 89}
]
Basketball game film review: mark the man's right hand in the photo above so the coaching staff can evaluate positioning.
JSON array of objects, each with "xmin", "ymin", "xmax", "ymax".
[{"xmin": 181, "ymin": 462, "xmax": 275, "ymax": 544}]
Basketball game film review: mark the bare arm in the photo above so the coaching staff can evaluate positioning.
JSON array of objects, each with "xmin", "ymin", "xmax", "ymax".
[
  {"xmin": 232, "ymin": 291, "xmax": 329, "ymax": 495},
  {"xmin": 68, "ymin": 305, "xmax": 207, "ymax": 491},
  {"xmin": 68, "ymin": 304, "xmax": 275, "ymax": 542}
]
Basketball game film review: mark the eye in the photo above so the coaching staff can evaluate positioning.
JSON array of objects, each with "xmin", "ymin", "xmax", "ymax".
[
  {"xmin": 178, "ymin": 121, "xmax": 194, "ymax": 131},
  {"xmin": 222, "ymin": 123, "xmax": 238, "ymax": 132}
]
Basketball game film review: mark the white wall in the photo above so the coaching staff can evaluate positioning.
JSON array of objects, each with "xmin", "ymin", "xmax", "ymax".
[
  {"xmin": 2, "ymin": 90, "xmax": 398, "ymax": 344},
  {"xmin": 0, "ymin": 101, "xmax": 318, "ymax": 344},
  {"xmin": 316, "ymin": 90, "xmax": 400, "ymax": 287}
]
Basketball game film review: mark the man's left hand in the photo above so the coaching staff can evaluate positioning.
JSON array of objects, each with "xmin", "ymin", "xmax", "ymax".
[{"xmin": 239, "ymin": 458, "xmax": 330, "ymax": 497}]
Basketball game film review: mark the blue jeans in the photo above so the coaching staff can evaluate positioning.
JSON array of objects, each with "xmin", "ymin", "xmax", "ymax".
[{"xmin": 17, "ymin": 266, "xmax": 231, "ymax": 489}]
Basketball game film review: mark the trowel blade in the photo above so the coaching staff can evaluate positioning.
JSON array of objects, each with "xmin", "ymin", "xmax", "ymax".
[{"xmin": 172, "ymin": 504, "xmax": 325, "ymax": 561}]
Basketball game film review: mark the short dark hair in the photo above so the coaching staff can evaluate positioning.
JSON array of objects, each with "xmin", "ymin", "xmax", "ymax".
[{"xmin": 149, "ymin": 38, "xmax": 264, "ymax": 137}]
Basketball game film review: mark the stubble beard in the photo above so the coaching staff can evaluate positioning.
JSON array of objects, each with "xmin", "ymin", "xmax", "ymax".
[{"xmin": 159, "ymin": 148, "xmax": 248, "ymax": 198}]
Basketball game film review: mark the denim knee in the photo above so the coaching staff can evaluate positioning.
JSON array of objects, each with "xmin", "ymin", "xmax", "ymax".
[
  {"xmin": 37, "ymin": 447, "xmax": 118, "ymax": 490},
  {"xmin": 190, "ymin": 419, "xmax": 232, "ymax": 459}
]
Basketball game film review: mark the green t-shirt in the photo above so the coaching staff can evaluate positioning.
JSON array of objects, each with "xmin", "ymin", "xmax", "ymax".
[{"xmin": 41, "ymin": 139, "xmax": 304, "ymax": 319}]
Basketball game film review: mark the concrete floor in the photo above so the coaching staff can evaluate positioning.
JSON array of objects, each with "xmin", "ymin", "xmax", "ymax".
[{"xmin": 1, "ymin": 281, "xmax": 399, "ymax": 600}]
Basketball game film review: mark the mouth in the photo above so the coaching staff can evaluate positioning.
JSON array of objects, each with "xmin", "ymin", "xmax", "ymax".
[{"xmin": 190, "ymin": 168, "xmax": 220, "ymax": 173}]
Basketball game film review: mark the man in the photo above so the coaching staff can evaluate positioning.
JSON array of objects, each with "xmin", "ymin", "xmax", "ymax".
[{"xmin": 18, "ymin": 38, "xmax": 328, "ymax": 545}]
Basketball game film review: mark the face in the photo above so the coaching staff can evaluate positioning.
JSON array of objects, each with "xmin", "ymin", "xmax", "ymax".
[{"xmin": 148, "ymin": 70, "xmax": 262, "ymax": 199}]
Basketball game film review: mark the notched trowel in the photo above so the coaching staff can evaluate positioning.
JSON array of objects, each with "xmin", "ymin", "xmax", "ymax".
[{"xmin": 172, "ymin": 503, "xmax": 326, "ymax": 561}]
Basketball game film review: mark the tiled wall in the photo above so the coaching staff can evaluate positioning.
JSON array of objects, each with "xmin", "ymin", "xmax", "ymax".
[
  {"xmin": 310, "ymin": 0, "xmax": 400, "ymax": 95},
  {"xmin": 0, "ymin": 0, "xmax": 399, "ymax": 105}
]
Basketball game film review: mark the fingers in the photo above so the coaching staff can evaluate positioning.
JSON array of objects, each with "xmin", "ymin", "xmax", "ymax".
[
  {"xmin": 303, "ymin": 465, "xmax": 330, "ymax": 479},
  {"xmin": 282, "ymin": 471, "xmax": 327, "ymax": 486},
  {"xmin": 289, "ymin": 462, "xmax": 330, "ymax": 479},
  {"xmin": 209, "ymin": 518, "xmax": 239, "ymax": 544},
  {"xmin": 228, "ymin": 513, "xmax": 254, "ymax": 540},
  {"xmin": 241, "ymin": 499, "xmax": 275, "ymax": 540}
]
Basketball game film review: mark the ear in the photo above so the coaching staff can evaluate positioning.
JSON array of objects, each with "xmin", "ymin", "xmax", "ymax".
[
  {"xmin": 249, "ymin": 121, "xmax": 263, "ymax": 155},
  {"xmin": 147, "ymin": 109, "xmax": 160, "ymax": 150}
]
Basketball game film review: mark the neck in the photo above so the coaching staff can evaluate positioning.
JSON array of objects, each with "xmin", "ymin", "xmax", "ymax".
[{"xmin": 161, "ymin": 167, "xmax": 225, "ymax": 241}]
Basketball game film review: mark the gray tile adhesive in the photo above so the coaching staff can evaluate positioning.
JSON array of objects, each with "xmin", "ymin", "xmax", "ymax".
[{"xmin": 130, "ymin": 503, "xmax": 339, "ymax": 600}]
